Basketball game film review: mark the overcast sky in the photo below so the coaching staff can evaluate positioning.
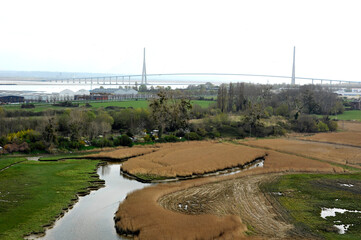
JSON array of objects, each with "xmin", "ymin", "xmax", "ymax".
[{"xmin": 1, "ymin": 0, "xmax": 361, "ymax": 82}]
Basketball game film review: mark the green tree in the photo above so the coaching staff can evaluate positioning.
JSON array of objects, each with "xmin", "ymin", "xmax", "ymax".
[{"xmin": 149, "ymin": 91, "xmax": 170, "ymax": 137}]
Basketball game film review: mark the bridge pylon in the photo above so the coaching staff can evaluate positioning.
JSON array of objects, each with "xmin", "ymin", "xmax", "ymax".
[{"xmin": 141, "ymin": 48, "xmax": 147, "ymax": 85}]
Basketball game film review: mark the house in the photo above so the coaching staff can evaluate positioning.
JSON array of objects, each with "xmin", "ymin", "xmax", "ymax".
[
  {"xmin": 0, "ymin": 95, "xmax": 24, "ymax": 103},
  {"xmin": 350, "ymin": 101, "xmax": 361, "ymax": 110}
]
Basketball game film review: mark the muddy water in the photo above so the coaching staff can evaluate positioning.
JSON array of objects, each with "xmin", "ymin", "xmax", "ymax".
[{"xmin": 35, "ymin": 163, "xmax": 149, "ymax": 240}]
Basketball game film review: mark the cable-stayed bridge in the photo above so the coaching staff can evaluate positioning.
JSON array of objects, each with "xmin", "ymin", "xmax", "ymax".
[{"xmin": 39, "ymin": 72, "xmax": 361, "ymax": 87}]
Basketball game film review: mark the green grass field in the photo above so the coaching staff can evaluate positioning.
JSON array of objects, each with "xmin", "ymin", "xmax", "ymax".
[
  {"xmin": 1, "ymin": 99, "xmax": 215, "ymax": 112},
  {"xmin": 0, "ymin": 158, "xmax": 100, "ymax": 240},
  {"xmin": 263, "ymin": 173, "xmax": 361, "ymax": 239},
  {"xmin": 0, "ymin": 157, "xmax": 27, "ymax": 170},
  {"xmin": 317, "ymin": 110, "xmax": 361, "ymax": 121},
  {"xmin": 332, "ymin": 110, "xmax": 361, "ymax": 121}
]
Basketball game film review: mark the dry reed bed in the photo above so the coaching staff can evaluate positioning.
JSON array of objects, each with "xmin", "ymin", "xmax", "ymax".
[
  {"xmin": 300, "ymin": 132, "xmax": 361, "ymax": 148},
  {"xmin": 115, "ymin": 149, "xmax": 343, "ymax": 239},
  {"xmin": 243, "ymin": 138, "xmax": 361, "ymax": 166},
  {"xmin": 338, "ymin": 120, "xmax": 361, "ymax": 132},
  {"xmin": 85, "ymin": 146, "xmax": 158, "ymax": 160},
  {"xmin": 121, "ymin": 141, "xmax": 266, "ymax": 177}
]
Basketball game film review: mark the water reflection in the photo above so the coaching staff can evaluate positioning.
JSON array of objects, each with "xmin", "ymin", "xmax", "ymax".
[{"xmin": 35, "ymin": 162, "xmax": 149, "ymax": 240}]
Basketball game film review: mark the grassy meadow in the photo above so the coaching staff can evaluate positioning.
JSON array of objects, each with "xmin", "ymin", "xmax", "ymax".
[
  {"xmin": 0, "ymin": 157, "xmax": 100, "ymax": 240},
  {"xmin": 316, "ymin": 110, "xmax": 361, "ymax": 121},
  {"xmin": 263, "ymin": 173, "xmax": 361, "ymax": 239},
  {"xmin": 1, "ymin": 99, "xmax": 215, "ymax": 112}
]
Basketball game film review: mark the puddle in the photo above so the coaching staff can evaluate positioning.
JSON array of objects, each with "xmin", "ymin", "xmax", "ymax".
[
  {"xmin": 338, "ymin": 183, "xmax": 354, "ymax": 187},
  {"xmin": 320, "ymin": 207, "xmax": 361, "ymax": 234},
  {"xmin": 320, "ymin": 207, "xmax": 361, "ymax": 218},
  {"xmin": 334, "ymin": 224, "xmax": 352, "ymax": 234}
]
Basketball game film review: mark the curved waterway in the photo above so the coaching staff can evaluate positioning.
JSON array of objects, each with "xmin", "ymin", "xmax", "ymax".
[
  {"xmin": 30, "ymin": 158, "xmax": 264, "ymax": 240},
  {"xmin": 34, "ymin": 162, "xmax": 149, "ymax": 240}
]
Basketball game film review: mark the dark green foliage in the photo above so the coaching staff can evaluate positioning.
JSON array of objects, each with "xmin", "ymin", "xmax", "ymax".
[
  {"xmin": 53, "ymin": 101, "xmax": 79, "ymax": 107},
  {"xmin": 292, "ymin": 115, "xmax": 319, "ymax": 133},
  {"xmin": 91, "ymin": 138, "xmax": 114, "ymax": 148},
  {"xmin": 184, "ymin": 132, "xmax": 201, "ymax": 140},
  {"xmin": 118, "ymin": 135, "xmax": 133, "ymax": 147},
  {"xmin": 162, "ymin": 135, "xmax": 178, "ymax": 142},
  {"xmin": 21, "ymin": 103, "xmax": 35, "ymax": 109}
]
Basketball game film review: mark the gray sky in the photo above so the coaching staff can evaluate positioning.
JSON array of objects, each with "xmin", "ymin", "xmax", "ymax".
[{"xmin": 1, "ymin": 0, "xmax": 361, "ymax": 81}]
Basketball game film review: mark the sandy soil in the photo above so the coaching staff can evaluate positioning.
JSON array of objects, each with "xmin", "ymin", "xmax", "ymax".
[
  {"xmin": 159, "ymin": 173, "xmax": 316, "ymax": 239},
  {"xmin": 115, "ymin": 150, "xmax": 343, "ymax": 239},
  {"xmin": 121, "ymin": 141, "xmax": 266, "ymax": 177},
  {"xmin": 242, "ymin": 138, "xmax": 361, "ymax": 167}
]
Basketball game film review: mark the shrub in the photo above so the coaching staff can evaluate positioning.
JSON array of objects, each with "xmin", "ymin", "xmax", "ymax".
[
  {"xmin": 29, "ymin": 141, "xmax": 47, "ymax": 152},
  {"xmin": 292, "ymin": 115, "xmax": 318, "ymax": 133},
  {"xmin": 184, "ymin": 132, "xmax": 201, "ymax": 140},
  {"xmin": 21, "ymin": 103, "xmax": 35, "ymax": 109},
  {"xmin": 207, "ymin": 130, "xmax": 220, "ymax": 139},
  {"xmin": 143, "ymin": 134, "xmax": 153, "ymax": 142},
  {"xmin": 327, "ymin": 120, "xmax": 338, "ymax": 131},
  {"xmin": 272, "ymin": 125, "xmax": 287, "ymax": 136},
  {"xmin": 163, "ymin": 135, "xmax": 178, "ymax": 142},
  {"xmin": 4, "ymin": 142, "xmax": 30, "ymax": 153},
  {"xmin": 92, "ymin": 138, "xmax": 114, "ymax": 148},
  {"xmin": 275, "ymin": 104, "xmax": 289, "ymax": 117},
  {"xmin": 317, "ymin": 121, "xmax": 329, "ymax": 132},
  {"xmin": 118, "ymin": 135, "xmax": 133, "ymax": 147},
  {"xmin": 195, "ymin": 128, "xmax": 207, "ymax": 137}
]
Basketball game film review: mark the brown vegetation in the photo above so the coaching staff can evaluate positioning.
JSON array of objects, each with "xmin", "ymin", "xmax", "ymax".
[
  {"xmin": 85, "ymin": 146, "xmax": 158, "ymax": 160},
  {"xmin": 121, "ymin": 141, "xmax": 266, "ymax": 177},
  {"xmin": 338, "ymin": 120, "xmax": 361, "ymax": 132},
  {"xmin": 296, "ymin": 120, "xmax": 361, "ymax": 148},
  {"xmin": 243, "ymin": 138, "xmax": 361, "ymax": 167},
  {"xmin": 115, "ymin": 148, "xmax": 343, "ymax": 239},
  {"xmin": 300, "ymin": 132, "xmax": 361, "ymax": 148}
]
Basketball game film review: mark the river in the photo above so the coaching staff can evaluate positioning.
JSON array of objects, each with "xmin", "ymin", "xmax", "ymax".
[
  {"xmin": 34, "ymin": 162, "xmax": 149, "ymax": 240},
  {"xmin": 29, "ymin": 158, "xmax": 264, "ymax": 240}
]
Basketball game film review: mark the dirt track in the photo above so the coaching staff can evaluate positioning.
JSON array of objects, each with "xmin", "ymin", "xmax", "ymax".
[
  {"xmin": 159, "ymin": 173, "xmax": 319, "ymax": 239},
  {"xmin": 114, "ymin": 149, "xmax": 342, "ymax": 239}
]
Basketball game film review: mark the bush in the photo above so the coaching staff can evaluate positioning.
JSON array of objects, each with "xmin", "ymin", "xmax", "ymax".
[
  {"xmin": 21, "ymin": 103, "xmax": 35, "ymax": 109},
  {"xmin": 275, "ymin": 104, "xmax": 289, "ymax": 117},
  {"xmin": 219, "ymin": 125, "xmax": 246, "ymax": 138},
  {"xmin": 327, "ymin": 120, "xmax": 338, "ymax": 131},
  {"xmin": 292, "ymin": 115, "xmax": 318, "ymax": 133},
  {"xmin": 29, "ymin": 141, "xmax": 47, "ymax": 152},
  {"xmin": 317, "ymin": 121, "xmax": 329, "ymax": 132},
  {"xmin": 272, "ymin": 125, "xmax": 287, "ymax": 136},
  {"xmin": 92, "ymin": 138, "xmax": 114, "ymax": 148},
  {"xmin": 118, "ymin": 135, "xmax": 133, "ymax": 147},
  {"xmin": 143, "ymin": 134, "xmax": 153, "ymax": 142},
  {"xmin": 4, "ymin": 142, "xmax": 30, "ymax": 153},
  {"xmin": 184, "ymin": 132, "xmax": 201, "ymax": 140},
  {"xmin": 163, "ymin": 135, "xmax": 178, "ymax": 142},
  {"xmin": 207, "ymin": 130, "xmax": 220, "ymax": 139}
]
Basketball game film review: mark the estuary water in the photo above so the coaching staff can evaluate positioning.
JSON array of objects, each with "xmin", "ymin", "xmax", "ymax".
[{"xmin": 35, "ymin": 163, "xmax": 149, "ymax": 240}]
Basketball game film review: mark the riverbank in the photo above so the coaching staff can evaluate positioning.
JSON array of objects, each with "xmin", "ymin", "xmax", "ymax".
[
  {"xmin": 0, "ymin": 157, "xmax": 101, "ymax": 240},
  {"xmin": 114, "ymin": 148, "xmax": 343, "ymax": 239},
  {"xmin": 121, "ymin": 141, "xmax": 267, "ymax": 179}
]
